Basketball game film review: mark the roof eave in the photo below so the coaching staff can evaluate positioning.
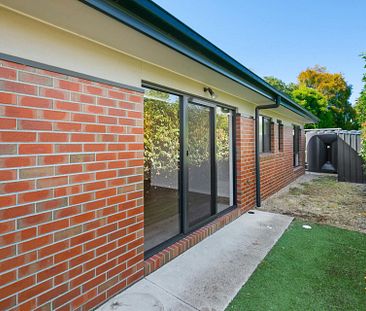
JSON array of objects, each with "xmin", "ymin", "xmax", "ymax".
[{"xmin": 81, "ymin": 0, "xmax": 318, "ymax": 123}]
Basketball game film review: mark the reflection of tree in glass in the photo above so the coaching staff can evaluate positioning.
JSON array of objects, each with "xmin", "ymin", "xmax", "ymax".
[
  {"xmin": 144, "ymin": 89, "xmax": 231, "ymax": 173},
  {"xmin": 188, "ymin": 104, "xmax": 210, "ymax": 166},
  {"xmin": 144, "ymin": 90, "xmax": 180, "ymax": 178},
  {"xmin": 216, "ymin": 111, "xmax": 230, "ymax": 161}
]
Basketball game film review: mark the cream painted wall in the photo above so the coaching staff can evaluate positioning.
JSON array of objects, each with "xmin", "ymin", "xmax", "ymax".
[{"xmin": 0, "ymin": 6, "xmax": 305, "ymax": 126}]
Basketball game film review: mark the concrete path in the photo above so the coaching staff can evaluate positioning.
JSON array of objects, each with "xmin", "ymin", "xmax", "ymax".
[{"xmin": 97, "ymin": 210, "xmax": 293, "ymax": 311}]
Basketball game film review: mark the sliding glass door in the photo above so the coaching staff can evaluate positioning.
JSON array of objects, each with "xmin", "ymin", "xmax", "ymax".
[
  {"xmin": 143, "ymin": 86, "xmax": 236, "ymax": 254},
  {"xmin": 187, "ymin": 102, "xmax": 214, "ymax": 228},
  {"xmin": 143, "ymin": 89, "xmax": 181, "ymax": 251}
]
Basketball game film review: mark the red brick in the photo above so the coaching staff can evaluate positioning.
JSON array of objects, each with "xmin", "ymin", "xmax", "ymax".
[
  {"xmin": 17, "ymin": 212, "xmax": 52, "ymax": 229},
  {"xmin": 0, "ymin": 194, "xmax": 16, "ymax": 208},
  {"xmin": 18, "ymin": 234, "xmax": 53, "ymax": 253},
  {"xmin": 55, "ymin": 144, "xmax": 82, "ymax": 153},
  {"xmin": 71, "ymin": 93, "xmax": 95, "ymax": 104},
  {"xmin": 38, "ymin": 240, "xmax": 68, "ymax": 259},
  {"xmin": 38, "ymin": 155, "xmax": 69, "ymax": 165},
  {"xmin": 0, "ymin": 180, "xmax": 34, "ymax": 194},
  {"xmin": 0, "ymin": 220, "xmax": 15, "ymax": 234},
  {"xmin": 18, "ymin": 280, "xmax": 53, "ymax": 303},
  {"xmin": 19, "ymin": 96, "xmax": 52, "ymax": 108},
  {"xmin": 0, "ymin": 80, "xmax": 37, "ymax": 95},
  {"xmin": 0, "ymin": 92, "xmax": 16, "ymax": 104},
  {"xmin": 0, "ymin": 118, "xmax": 16, "ymax": 129},
  {"xmin": 53, "ymin": 287, "xmax": 81, "ymax": 309},
  {"xmin": 18, "ymin": 257, "xmax": 54, "ymax": 278},
  {"xmin": 39, "ymin": 132, "xmax": 68, "ymax": 142},
  {"xmin": 84, "ymin": 104, "xmax": 104, "ymax": 114},
  {"xmin": 0, "ymin": 67, "xmax": 16, "ymax": 79},
  {"xmin": 19, "ymin": 119, "xmax": 53, "ymax": 130},
  {"xmin": 39, "ymin": 219, "xmax": 69, "ymax": 234},
  {"xmin": 0, "ymin": 270, "xmax": 16, "ymax": 288},
  {"xmin": 1, "ymin": 156, "xmax": 36, "ymax": 168},
  {"xmin": 19, "ymin": 144, "xmax": 53, "ymax": 154},
  {"xmin": 37, "ymin": 176, "xmax": 68, "ymax": 189},
  {"xmin": 0, "ymin": 296, "xmax": 16, "ymax": 310},
  {"xmin": 70, "ymin": 133, "xmax": 95, "ymax": 142},
  {"xmin": 55, "ymin": 80, "xmax": 81, "ymax": 92},
  {"xmin": 18, "ymin": 189, "xmax": 53, "ymax": 204},
  {"xmin": 0, "ymin": 245, "xmax": 15, "ymax": 260},
  {"xmin": 55, "ymin": 100, "xmax": 81, "ymax": 111},
  {"xmin": 39, "ymin": 87, "xmax": 69, "ymax": 99},
  {"xmin": 84, "ymin": 85, "xmax": 104, "ymax": 96},
  {"xmin": 36, "ymin": 197, "xmax": 68, "ymax": 211},
  {"xmin": 37, "ymin": 262, "xmax": 68, "ymax": 282},
  {"xmin": 0, "ymin": 276, "xmax": 35, "ymax": 300},
  {"xmin": 0, "ymin": 169, "xmax": 16, "ymax": 181},
  {"xmin": 71, "ymin": 113, "xmax": 96, "ymax": 123},
  {"xmin": 20, "ymin": 166, "xmax": 54, "ymax": 179},
  {"xmin": 42, "ymin": 110, "xmax": 68, "ymax": 120},
  {"xmin": 0, "ymin": 131, "xmax": 36, "ymax": 142},
  {"xmin": 54, "ymin": 184, "xmax": 81, "ymax": 197},
  {"xmin": 56, "ymin": 164, "xmax": 83, "ymax": 175},
  {"xmin": 4, "ymin": 105, "xmax": 36, "ymax": 118},
  {"xmin": 54, "ymin": 121, "xmax": 82, "ymax": 132},
  {"xmin": 19, "ymin": 72, "xmax": 53, "ymax": 86},
  {"xmin": 83, "ymin": 124, "xmax": 106, "ymax": 133}
]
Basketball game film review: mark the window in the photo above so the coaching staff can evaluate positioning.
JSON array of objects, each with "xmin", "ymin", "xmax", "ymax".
[
  {"xmin": 143, "ymin": 84, "xmax": 236, "ymax": 255},
  {"xmin": 143, "ymin": 88, "xmax": 181, "ymax": 251},
  {"xmin": 293, "ymin": 125, "xmax": 301, "ymax": 166},
  {"xmin": 278, "ymin": 120, "xmax": 283, "ymax": 152},
  {"xmin": 259, "ymin": 116, "xmax": 271, "ymax": 153}
]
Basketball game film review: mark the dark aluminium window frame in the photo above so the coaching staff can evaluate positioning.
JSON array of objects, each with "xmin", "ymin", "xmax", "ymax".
[
  {"xmin": 259, "ymin": 115, "xmax": 272, "ymax": 153},
  {"xmin": 277, "ymin": 120, "xmax": 283, "ymax": 152},
  {"xmin": 143, "ymin": 81, "xmax": 237, "ymax": 258},
  {"xmin": 293, "ymin": 125, "xmax": 301, "ymax": 167}
]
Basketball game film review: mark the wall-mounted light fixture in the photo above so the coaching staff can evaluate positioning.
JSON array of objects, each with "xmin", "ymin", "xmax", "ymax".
[{"xmin": 204, "ymin": 87, "xmax": 217, "ymax": 99}]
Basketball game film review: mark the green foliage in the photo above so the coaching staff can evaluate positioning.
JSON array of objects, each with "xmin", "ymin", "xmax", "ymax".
[
  {"xmin": 291, "ymin": 87, "xmax": 334, "ymax": 129},
  {"xmin": 144, "ymin": 90, "xmax": 180, "ymax": 176},
  {"xmin": 298, "ymin": 66, "xmax": 357, "ymax": 130},
  {"xmin": 266, "ymin": 66, "xmax": 359, "ymax": 130},
  {"xmin": 264, "ymin": 76, "xmax": 297, "ymax": 97},
  {"xmin": 144, "ymin": 90, "xmax": 231, "ymax": 175}
]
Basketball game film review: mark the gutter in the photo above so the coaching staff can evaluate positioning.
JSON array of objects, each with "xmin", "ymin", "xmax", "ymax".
[
  {"xmin": 255, "ymin": 95, "xmax": 281, "ymax": 207},
  {"xmin": 81, "ymin": 0, "xmax": 319, "ymax": 123}
]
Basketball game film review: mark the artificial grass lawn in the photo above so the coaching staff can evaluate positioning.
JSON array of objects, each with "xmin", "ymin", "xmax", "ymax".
[{"xmin": 227, "ymin": 220, "xmax": 366, "ymax": 311}]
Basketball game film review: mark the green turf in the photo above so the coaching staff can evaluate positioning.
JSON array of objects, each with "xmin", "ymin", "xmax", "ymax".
[{"xmin": 226, "ymin": 220, "xmax": 366, "ymax": 311}]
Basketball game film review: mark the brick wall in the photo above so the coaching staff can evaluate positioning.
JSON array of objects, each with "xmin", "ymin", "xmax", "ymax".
[
  {"xmin": 0, "ymin": 59, "xmax": 145, "ymax": 310},
  {"xmin": 259, "ymin": 121, "xmax": 305, "ymax": 200},
  {"xmin": 236, "ymin": 115, "xmax": 305, "ymax": 207},
  {"xmin": 236, "ymin": 114, "xmax": 256, "ymax": 210},
  {"xmin": 0, "ymin": 59, "xmax": 306, "ymax": 309}
]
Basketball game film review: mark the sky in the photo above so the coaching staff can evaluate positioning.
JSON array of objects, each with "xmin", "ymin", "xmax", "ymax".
[{"xmin": 153, "ymin": 0, "xmax": 366, "ymax": 104}]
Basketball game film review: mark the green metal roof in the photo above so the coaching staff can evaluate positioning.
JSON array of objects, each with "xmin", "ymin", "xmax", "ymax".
[{"xmin": 82, "ymin": 0, "xmax": 319, "ymax": 122}]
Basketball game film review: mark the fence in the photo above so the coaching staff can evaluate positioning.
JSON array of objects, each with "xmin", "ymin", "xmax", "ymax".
[{"xmin": 305, "ymin": 129, "xmax": 365, "ymax": 183}]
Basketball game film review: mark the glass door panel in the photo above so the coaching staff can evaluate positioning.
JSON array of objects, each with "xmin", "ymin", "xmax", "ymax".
[
  {"xmin": 187, "ymin": 102, "xmax": 213, "ymax": 227},
  {"xmin": 143, "ymin": 88, "xmax": 181, "ymax": 251},
  {"xmin": 216, "ymin": 107, "xmax": 234, "ymax": 213}
]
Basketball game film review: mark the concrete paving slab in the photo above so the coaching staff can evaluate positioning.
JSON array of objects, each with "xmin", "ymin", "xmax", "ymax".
[
  {"xmin": 97, "ymin": 210, "xmax": 293, "ymax": 311},
  {"xmin": 98, "ymin": 279, "xmax": 196, "ymax": 311}
]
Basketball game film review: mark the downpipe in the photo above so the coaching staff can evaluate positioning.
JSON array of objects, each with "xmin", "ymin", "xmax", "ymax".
[{"xmin": 255, "ymin": 95, "xmax": 281, "ymax": 207}]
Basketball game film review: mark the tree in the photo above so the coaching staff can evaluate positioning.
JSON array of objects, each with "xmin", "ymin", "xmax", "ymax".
[
  {"xmin": 298, "ymin": 66, "xmax": 357, "ymax": 130},
  {"xmin": 291, "ymin": 87, "xmax": 334, "ymax": 129},
  {"xmin": 355, "ymin": 53, "xmax": 366, "ymax": 163},
  {"xmin": 264, "ymin": 76, "xmax": 297, "ymax": 98}
]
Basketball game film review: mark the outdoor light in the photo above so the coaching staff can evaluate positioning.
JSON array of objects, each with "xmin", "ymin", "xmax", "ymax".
[{"xmin": 204, "ymin": 86, "xmax": 217, "ymax": 99}]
